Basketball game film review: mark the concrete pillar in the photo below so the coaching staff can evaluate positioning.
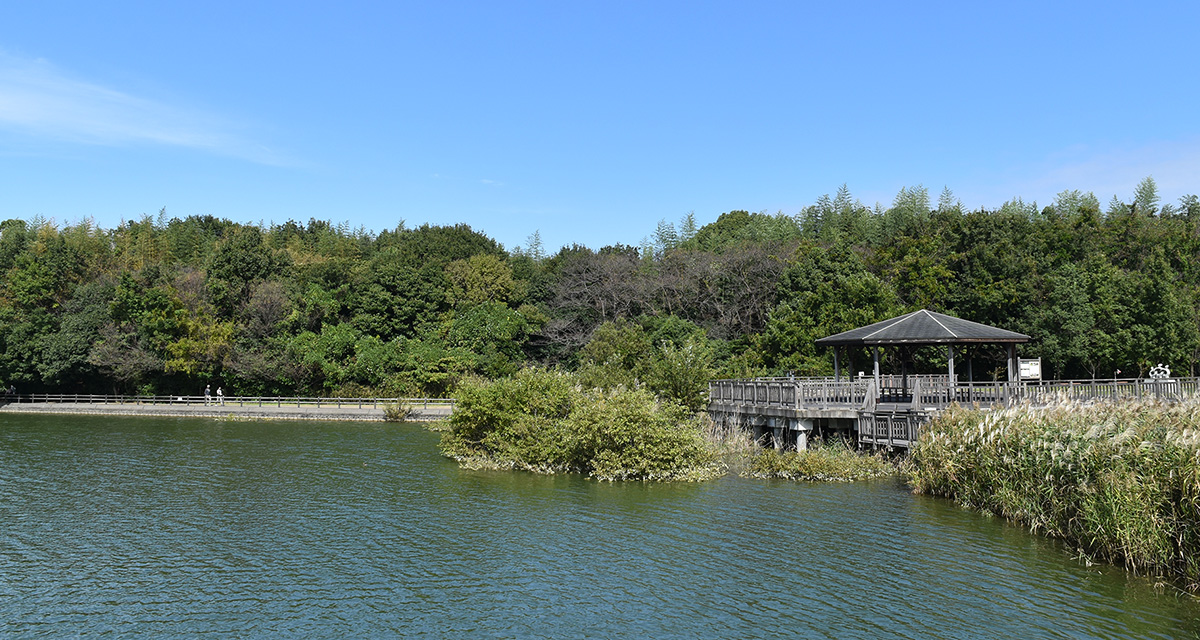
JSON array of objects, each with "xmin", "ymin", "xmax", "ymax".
[
  {"xmin": 796, "ymin": 418, "xmax": 813, "ymax": 451},
  {"xmin": 764, "ymin": 417, "xmax": 778, "ymax": 450}
]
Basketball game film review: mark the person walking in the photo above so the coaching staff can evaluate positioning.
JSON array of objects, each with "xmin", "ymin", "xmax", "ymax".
[
  {"xmin": 217, "ymin": 387, "xmax": 224, "ymax": 406},
  {"xmin": 205, "ymin": 384, "xmax": 211, "ymax": 406}
]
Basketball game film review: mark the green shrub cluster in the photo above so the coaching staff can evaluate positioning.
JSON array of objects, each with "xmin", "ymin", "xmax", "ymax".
[
  {"xmin": 440, "ymin": 368, "xmax": 720, "ymax": 481},
  {"xmin": 747, "ymin": 440, "xmax": 894, "ymax": 482},
  {"xmin": 909, "ymin": 401, "xmax": 1200, "ymax": 591}
]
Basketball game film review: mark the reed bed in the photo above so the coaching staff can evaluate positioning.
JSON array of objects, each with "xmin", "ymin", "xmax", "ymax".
[
  {"xmin": 746, "ymin": 439, "xmax": 895, "ymax": 482},
  {"xmin": 909, "ymin": 400, "xmax": 1200, "ymax": 591}
]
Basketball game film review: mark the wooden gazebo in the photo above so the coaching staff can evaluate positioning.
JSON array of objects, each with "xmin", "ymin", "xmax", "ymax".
[{"xmin": 814, "ymin": 309, "xmax": 1031, "ymax": 395}]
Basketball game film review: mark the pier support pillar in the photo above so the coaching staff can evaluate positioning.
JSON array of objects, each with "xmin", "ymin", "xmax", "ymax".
[
  {"xmin": 795, "ymin": 418, "xmax": 813, "ymax": 451},
  {"xmin": 751, "ymin": 416, "xmax": 769, "ymax": 446}
]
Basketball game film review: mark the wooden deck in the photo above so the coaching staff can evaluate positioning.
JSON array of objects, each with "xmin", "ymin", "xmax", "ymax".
[{"xmin": 708, "ymin": 376, "xmax": 1200, "ymax": 449}]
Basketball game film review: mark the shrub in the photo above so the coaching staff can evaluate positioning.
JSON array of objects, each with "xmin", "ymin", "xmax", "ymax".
[
  {"xmin": 566, "ymin": 386, "xmax": 716, "ymax": 481},
  {"xmin": 441, "ymin": 368, "xmax": 718, "ymax": 481}
]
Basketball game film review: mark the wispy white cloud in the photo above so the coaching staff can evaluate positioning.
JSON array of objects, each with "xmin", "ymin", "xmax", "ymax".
[
  {"xmin": 1034, "ymin": 140, "xmax": 1200, "ymax": 202},
  {"xmin": 480, "ymin": 178, "xmax": 504, "ymax": 187},
  {"xmin": 961, "ymin": 139, "xmax": 1200, "ymax": 210},
  {"xmin": 0, "ymin": 52, "xmax": 287, "ymax": 164}
]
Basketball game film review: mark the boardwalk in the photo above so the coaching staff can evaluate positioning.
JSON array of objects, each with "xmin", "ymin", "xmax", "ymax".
[
  {"xmin": 0, "ymin": 394, "xmax": 455, "ymax": 422},
  {"xmin": 708, "ymin": 376, "xmax": 1200, "ymax": 449}
]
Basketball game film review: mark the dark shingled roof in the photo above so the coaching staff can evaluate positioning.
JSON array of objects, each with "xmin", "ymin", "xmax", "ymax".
[{"xmin": 814, "ymin": 309, "xmax": 1031, "ymax": 347}]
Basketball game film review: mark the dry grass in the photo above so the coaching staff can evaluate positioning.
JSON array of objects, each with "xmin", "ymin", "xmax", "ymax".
[{"xmin": 744, "ymin": 438, "xmax": 895, "ymax": 482}]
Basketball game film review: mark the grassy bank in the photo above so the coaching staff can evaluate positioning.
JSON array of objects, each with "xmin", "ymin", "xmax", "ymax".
[{"xmin": 909, "ymin": 401, "xmax": 1200, "ymax": 591}]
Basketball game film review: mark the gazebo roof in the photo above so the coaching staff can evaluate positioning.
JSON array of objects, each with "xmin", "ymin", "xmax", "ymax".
[{"xmin": 814, "ymin": 309, "xmax": 1031, "ymax": 347}]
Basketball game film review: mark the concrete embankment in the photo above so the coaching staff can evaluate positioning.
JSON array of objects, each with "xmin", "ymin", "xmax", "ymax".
[{"xmin": 0, "ymin": 401, "xmax": 452, "ymax": 422}]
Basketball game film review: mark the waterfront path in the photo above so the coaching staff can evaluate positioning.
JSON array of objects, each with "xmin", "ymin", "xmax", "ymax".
[{"xmin": 0, "ymin": 395, "xmax": 454, "ymax": 422}]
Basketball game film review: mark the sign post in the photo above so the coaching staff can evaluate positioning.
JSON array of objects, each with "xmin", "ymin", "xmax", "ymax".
[{"xmin": 1018, "ymin": 357, "xmax": 1042, "ymax": 381}]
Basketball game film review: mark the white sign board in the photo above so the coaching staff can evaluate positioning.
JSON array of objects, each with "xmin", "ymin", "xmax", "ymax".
[{"xmin": 1018, "ymin": 358, "xmax": 1042, "ymax": 381}]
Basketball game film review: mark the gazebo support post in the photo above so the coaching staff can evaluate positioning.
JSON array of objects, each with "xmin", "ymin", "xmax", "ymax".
[
  {"xmin": 833, "ymin": 347, "xmax": 841, "ymax": 383},
  {"xmin": 947, "ymin": 345, "xmax": 955, "ymax": 404},
  {"xmin": 873, "ymin": 347, "xmax": 881, "ymax": 397},
  {"xmin": 1006, "ymin": 344, "xmax": 1017, "ymax": 404},
  {"xmin": 968, "ymin": 350, "xmax": 974, "ymax": 401},
  {"xmin": 1007, "ymin": 344, "xmax": 1016, "ymax": 382}
]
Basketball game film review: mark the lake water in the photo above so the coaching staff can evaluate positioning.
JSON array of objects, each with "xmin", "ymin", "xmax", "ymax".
[{"xmin": 1, "ymin": 413, "xmax": 1197, "ymax": 639}]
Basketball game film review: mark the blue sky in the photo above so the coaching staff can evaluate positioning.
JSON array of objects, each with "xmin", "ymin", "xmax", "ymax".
[{"xmin": 2, "ymin": 1, "xmax": 1198, "ymax": 252}]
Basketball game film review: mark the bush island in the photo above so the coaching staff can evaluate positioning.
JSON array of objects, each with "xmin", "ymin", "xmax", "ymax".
[
  {"xmin": 441, "ymin": 368, "xmax": 720, "ymax": 481},
  {"xmin": 909, "ymin": 401, "xmax": 1200, "ymax": 591}
]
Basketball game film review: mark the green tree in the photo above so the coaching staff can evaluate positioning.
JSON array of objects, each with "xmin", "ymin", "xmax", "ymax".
[
  {"xmin": 644, "ymin": 335, "xmax": 715, "ymax": 411},
  {"xmin": 206, "ymin": 227, "xmax": 288, "ymax": 315},
  {"xmin": 937, "ymin": 186, "xmax": 962, "ymax": 214},
  {"xmin": 1029, "ymin": 264, "xmax": 1098, "ymax": 378},
  {"xmin": 1133, "ymin": 176, "xmax": 1161, "ymax": 216},
  {"xmin": 576, "ymin": 319, "xmax": 651, "ymax": 389},
  {"xmin": 36, "ymin": 282, "xmax": 111, "ymax": 389},
  {"xmin": 350, "ymin": 252, "xmax": 447, "ymax": 339},
  {"xmin": 434, "ymin": 302, "xmax": 531, "ymax": 377},
  {"xmin": 445, "ymin": 254, "xmax": 522, "ymax": 306},
  {"xmin": 758, "ymin": 243, "xmax": 900, "ymax": 374}
]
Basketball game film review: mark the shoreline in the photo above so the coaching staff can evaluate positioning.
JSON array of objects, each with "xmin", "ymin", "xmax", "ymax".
[{"xmin": 0, "ymin": 401, "xmax": 452, "ymax": 423}]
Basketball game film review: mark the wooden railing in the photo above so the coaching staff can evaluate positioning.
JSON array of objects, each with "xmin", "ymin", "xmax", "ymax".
[
  {"xmin": 857, "ymin": 410, "xmax": 929, "ymax": 447},
  {"xmin": 1, "ymin": 393, "xmax": 456, "ymax": 411},
  {"xmin": 708, "ymin": 378, "xmax": 871, "ymax": 410},
  {"xmin": 710, "ymin": 376, "xmax": 1200, "ymax": 449},
  {"xmin": 710, "ymin": 376, "xmax": 1200, "ymax": 412}
]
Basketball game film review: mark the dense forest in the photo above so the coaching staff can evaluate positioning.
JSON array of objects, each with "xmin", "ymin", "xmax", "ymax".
[{"xmin": 2, "ymin": 178, "xmax": 1199, "ymax": 397}]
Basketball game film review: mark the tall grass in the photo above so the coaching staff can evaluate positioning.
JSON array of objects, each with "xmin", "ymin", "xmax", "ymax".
[
  {"xmin": 747, "ymin": 439, "xmax": 894, "ymax": 482},
  {"xmin": 909, "ymin": 401, "xmax": 1200, "ymax": 591}
]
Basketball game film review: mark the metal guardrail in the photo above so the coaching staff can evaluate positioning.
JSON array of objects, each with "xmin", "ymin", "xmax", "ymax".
[{"xmin": 1, "ymin": 394, "xmax": 456, "ymax": 411}]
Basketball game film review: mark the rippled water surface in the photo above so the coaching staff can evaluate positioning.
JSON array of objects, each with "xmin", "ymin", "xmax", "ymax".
[{"xmin": 2, "ymin": 413, "xmax": 1198, "ymax": 638}]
